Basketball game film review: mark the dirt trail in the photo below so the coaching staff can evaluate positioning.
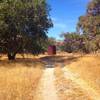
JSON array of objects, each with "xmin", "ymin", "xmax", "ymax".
[
  {"xmin": 35, "ymin": 68, "xmax": 59, "ymax": 100},
  {"xmin": 35, "ymin": 67, "xmax": 100, "ymax": 100},
  {"xmin": 63, "ymin": 67, "xmax": 100, "ymax": 100},
  {"xmin": 35, "ymin": 55, "xmax": 100, "ymax": 100}
]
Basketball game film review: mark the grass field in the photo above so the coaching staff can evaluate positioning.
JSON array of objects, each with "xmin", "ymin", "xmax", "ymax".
[
  {"xmin": 0, "ymin": 53, "xmax": 100, "ymax": 100},
  {"xmin": 54, "ymin": 67, "xmax": 93, "ymax": 100},
  {"xmin": 65, "ymin": 54, "xmax": 100, "ymax": 94},
  {"xmin": 0, "ymin": 55, "xmax": 44, "ymax": 100}
]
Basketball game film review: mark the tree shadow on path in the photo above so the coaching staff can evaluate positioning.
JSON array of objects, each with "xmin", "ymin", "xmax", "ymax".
[{"xmin": 39, "ymin": 55, "xmax": 80, "ymax": 68}]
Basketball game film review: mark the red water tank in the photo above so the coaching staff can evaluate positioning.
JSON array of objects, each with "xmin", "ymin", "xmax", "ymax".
[{"xmin": 48, "ymin": 45, "xmax": 56, "ymax": 55}]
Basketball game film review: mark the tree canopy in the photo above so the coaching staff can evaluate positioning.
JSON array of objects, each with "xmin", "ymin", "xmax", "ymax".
[
  {"xmin": 0, "ymin": 0, "xmax": 53, "ymax": 60},
  {"xmin": 77, "ymin": 0, "xmax": 100, "ymax": 35},
  {"xmin": 61, "ymin": 0, "xmax": 100, "ymax": 54}
]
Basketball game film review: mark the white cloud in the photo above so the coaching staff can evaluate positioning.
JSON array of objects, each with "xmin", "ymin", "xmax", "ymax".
[
  {"xmin": 51, "ymin": 17, "xmax": 67, "ymax": 29},
  {"xmin": 51, "ymin": 17, "xmax": 58, "ymax": 22},
  {"xmin": 54, "ymin": 23, "xmax": 67, "ymax": 29}
]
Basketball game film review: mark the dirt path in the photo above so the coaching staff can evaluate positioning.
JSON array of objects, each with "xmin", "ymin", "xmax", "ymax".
[
  {"xmin": 63, "ymin": 67, "xmax": 100, "ymax": 100},
  {"xmin": 35, "ymin": 67, "xmax": 100, "ymax": 100},
  {"xmin": 35, "ymin": 55, "xmax": 100, "ymax": 100},
  {"xmin": 35, "ymin": 68, "xmax": 59, "ymax": 100}
]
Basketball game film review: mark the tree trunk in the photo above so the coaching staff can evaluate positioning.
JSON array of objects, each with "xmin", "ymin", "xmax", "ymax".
[{"xmin": 8, "ymin": 53, "xmax": 16, "ymax": 60}]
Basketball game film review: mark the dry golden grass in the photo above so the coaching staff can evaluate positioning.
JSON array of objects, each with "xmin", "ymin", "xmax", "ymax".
[
  {"xmin": 0, "ymin": 55, "xmax": 44, "ymax": 100},
  {"xmin": 66, "ymin": 54, "xmax": 100, "ymax": 94},
  {"xmin": 54, "ymin": 67, "xmax": 92, "ymax": 100}
]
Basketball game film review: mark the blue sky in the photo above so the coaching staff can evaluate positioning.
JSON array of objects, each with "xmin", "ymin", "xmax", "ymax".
[{"xmin": 47, "ymin": 0, "xmax": 90, "ymax": 40}]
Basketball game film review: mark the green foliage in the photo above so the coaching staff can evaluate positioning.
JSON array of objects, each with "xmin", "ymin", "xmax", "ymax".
[
  {"xmin": 61, "ymin": 0, "xmax": 100, "ymax": 54},
  {"xmin": 77, "ymin": 0, "xmax": 100, "ymax": 35},
  {"xmin": 61, "ymin": 32, "xmax": 99, "ymax": 54},
  {"xmin": 61, "ymin": 32, "xmax": 81, "ymax": 53},
  {"xmin": 0, "ymin": 0, "xmax": 53, "ymax": 60},
  {"xmin": 47, "ymin": 37, "xmax": 56, "ymax": 45},
  {"xmin": 39, "ymin": 37, "xmax": 57, "ymax": 52},
  {"xmin": 60, "ymin": 0, "xmax": 100, "ymax": 54}
]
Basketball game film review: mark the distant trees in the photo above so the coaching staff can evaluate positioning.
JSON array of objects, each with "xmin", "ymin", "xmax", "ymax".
[
  {"xmin": 0, "ymin": 0, "xmax": 53, "ymax": 60},
  {"xmin": 77, "ymin": 0, "xmax": 100, "ymax": 35},
  {"xmin": 61, "ymin": 32, "xmax": 99, "ymax": 54},
  {"xmin": 60, "ymin": 32, "xmax": 81, "ymax": 53},
  {"xmin": 47, "ymin": 37, "xmax": 56, "ymax": 45},
  {"xmin": 77, "ymin": 0, "xmax": 100, "ymax": 53},
  {"xmin": 61, "ymin": 0, "xmax": 100, "ymax": 54}
]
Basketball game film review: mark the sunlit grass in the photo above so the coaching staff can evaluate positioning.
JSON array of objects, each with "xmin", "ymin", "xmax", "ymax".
[
  {"xmin": 66, "ymin": 54, "xmax": 100, "ymax": 93},
  {"xmin": 0, "ymin": 55, "xmax": 44, "ymax": 100},
  {"xmin": 54, "ymin": 67, "xmax": 92, "ymax": 100}
]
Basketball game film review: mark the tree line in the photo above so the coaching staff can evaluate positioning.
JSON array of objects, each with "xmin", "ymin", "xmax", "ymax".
[{"xmin": 61, "ymin": 0, "xmax": 100, "ymax": 54}]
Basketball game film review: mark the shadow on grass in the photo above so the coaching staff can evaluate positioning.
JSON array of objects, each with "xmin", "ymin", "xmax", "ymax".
[
  {"xmin": 40, "ymin": 55, "xmax": 81, "ymax": 68},
  {"xmin": 0, "ymin": 58, "xmax": 45, "ymax": 69},
  {"xmin": 0, "ymin": 54, "xmax": 81, "ymax": 68}
]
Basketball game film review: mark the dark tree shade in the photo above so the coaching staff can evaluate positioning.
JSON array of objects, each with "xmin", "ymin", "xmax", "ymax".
[{"xmin": 0, "ymin": 0, "xmax": 53, "ymax": 60}]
